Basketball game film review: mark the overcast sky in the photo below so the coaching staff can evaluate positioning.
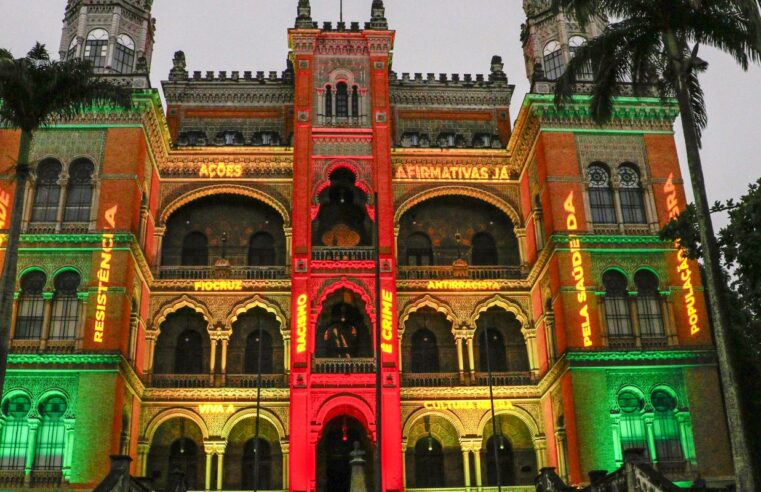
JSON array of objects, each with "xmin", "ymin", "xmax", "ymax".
[{"xmin": 2, "ymin": 0, "xmax": 760, "ymax": 227}]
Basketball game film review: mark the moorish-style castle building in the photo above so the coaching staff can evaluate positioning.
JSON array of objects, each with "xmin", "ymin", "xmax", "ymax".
[{"xmin": 0, "ymin": 0, "xmax": 735, "ymax": 490}]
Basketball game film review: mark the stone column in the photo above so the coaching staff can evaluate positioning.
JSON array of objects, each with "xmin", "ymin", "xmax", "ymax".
[
  {"xmin": 105, "ymin": 7, "xmax": 122, "ymax": 71},
  {"xmin": 455, "ymin": 336, "xmax": 465, "ymax": 383},
  {"xmin": 472, "ymin": 446, "xmax": 483, "ymax": 487},
  {"xmin": 664, "ymin": 296, "xmax": 679, "ymax": 345},
  {"xmin": 9, "ymin": 294, "xmax": 19, "ymax": 341},
  {"xmin": 209, "ymin": 339, "xmax": 217, "ymax": 376},
  {"xmin": 62, "ymin": 417, "xmax": 76, "ymax": 481},
  {"xmin": 89, "ymin": 178, "xmax": 101, "ymax": 232},
  {"xmin": 21, "ymin": 179, "xmax": 35, "ymax": 230},
  {"xmin": 466, "ymin": 335, "xmax": 476, "ymax": 380},
  {"xmin": 555, "ymin": 428, "xmax": 569, "ymax": 482},
  {"xmin": 461, "ymin": 448, "xmax": 471, "ymax": 490},
  {"xmin": 204, "ymin": 444, "xmax": 214, "ymax": 492},
  {"xmin": 522, "ymin": 328, "xmax": 539, "ymax": 376},
  {"xmin": 76, "ymin": 293, "xmax": 88, "ymax": 350},
  {"xmin": 39, "ymin": 291, "xmax": 54, "ymax": 350},
  {"xmin": 611, "ymin": 415, "xmax": 623, "ymax": 465},
  {"xmin": 54, "ymin": 174, "xmax": 68, "ymax": 232},
  {"xmin": 515, "ymin": 227, "xmax": 528, "ymax": 268},
  {"xmin": 283, "ymin": 336, "xmax": 291, "ymax": 374},
  {"xmin": 144, "ymin": 331, "xmax": 158, "ymax": 376},
  {"xmin": 281, "ymin": 439, "xmax": 290, "ymax": 490},
  {"xmin": 533, "ymin": 435, "xmax": 548, "ymax": 469},
  {"xmin": 644, "ymin": 413, "xmax": 657, "ymax": 463},
  {"xmin": 629, "ymin": 294, "xmax": 642, "ymax": 347},
  {"xmin": 220, "ymin": 339, "xmax": 229, "ymax": 375},
  {"xmin": 284, "ymin": 227, "xmax": 293, "ymax": 267},
  {"xmin": 136, "ymin": 441, "xmax": 150, "ymax": 477},
  {"xmin": 152, "ymin": 227, "xmax": 166, "ymax": 271},
  {"xmin": 24, "ymin": 417, "xmax": 40, "ymax": 486},
  {"xmin": 545, "ymin": 312, "xmax": 556, "ymax": 366},
  {"xmin": 216, "ymin": 449, "xmax": 224, "ymax": 491},
  {"xmin": 597, "ymin": 295, "xmax": 609, "ymax": 347},
  {"xmin": 611, "ymin": 179, "xmax": 625, "ymax": 233}
]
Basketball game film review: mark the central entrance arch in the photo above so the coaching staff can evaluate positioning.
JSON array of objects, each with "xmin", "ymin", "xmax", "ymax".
[{"xmin": 316, "ymin": 415, "xmax": 374, "ymax": 492}]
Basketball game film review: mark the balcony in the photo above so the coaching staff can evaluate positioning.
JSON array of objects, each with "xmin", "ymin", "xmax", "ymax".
[
  {"xmin": 397, "ymin": 265, "xmax": 523, "ymax": 280},
  {"xmin": 148, "ymin": 373, "xmax": 288, "ymax": 388},
  {"xmin": 312, "ymin": 357, "xmax": 376, "ymax": 374},
  {"xmin": 475, "ymin": 371, "xmax": 534, "ymax": 386},
  {"xmin": 401, "ymin": 372, "xmax": 461, "ymax": 387},
  {"xmin": 312, "ymin": 247, "xmax": 376, "ymax": 262},
  {"xmin": 406, "ymin": 487, "xmax": 536, "ymax": 492},
  {"xmin": 158, "ymin": 265, "xmax": 289, "ymax": 280}
]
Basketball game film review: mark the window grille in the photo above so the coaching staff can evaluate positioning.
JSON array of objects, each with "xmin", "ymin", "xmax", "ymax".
[
  {"xmin": 619, "ymin": 165, "xmax": 647, "ymax": 224},
  {"xmin": 0, "ymin": 395, "xmax": 31, "ymax": 470},
  {"xmin": 587, "ymin": 164, "xmax": 616, "ymax": 223},
  {"xmin": 652, "ymin": 390, "xmax": 684, "ymax": 462},
  {"xmin": 617, "ymin": 390, "xmax": 648, "ymax": 457},
  {"xmin": 604, "ymin": 270, "xmax": 632, "ymax": 337},
  {"xmin": 543, "ymin": 41, "xmax": 564, "ymax": 80},
  {"xmin": 113, "ymin": 34, "xmax": 135, "ymax": 74},
  {"xmin": 336, "ymin": 82, "xmax": 349, "ymax": 117},
  {"xmin": 84, "ymin": 29, "xmax": 109, "ymax": 69},
  {"xmin": 569, "ymin": 36, "xmax": 593, "ymax": 81},
  {"xmin": 63, "ymin": 159, "xmax": 94, "ymax": 223},
  {"xmin": 35, "ymin": 396, "xmax": 67, "ymax": 470},
  {"xmin": 49, "ymin": 271, "xmax": 81, "ymax": 340},
  {"xmin": 31, "ymin": 160, "xmax": 62, "ymax": 223},
  {"xmin": 635, "ymin": 270, "xmax": 665, "ymax": 337},
  {"xmin": 15, "ymin": 271, "xmax": 46, "ymax": 340}
]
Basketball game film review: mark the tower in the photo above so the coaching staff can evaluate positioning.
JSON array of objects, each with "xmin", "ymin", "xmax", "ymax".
[
  {"xmin": 59, "ymin": 0, "xmax": 155, "ymax": 74},
  {"xmin": 287, "ymin": 1, "xmax": 402, "ymax": 490},
  {"xmin": 521, "ymin": 0, "xmax": 604, "ymax": 83}
]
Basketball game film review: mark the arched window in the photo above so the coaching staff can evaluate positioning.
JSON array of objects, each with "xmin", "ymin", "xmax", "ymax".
[
  {"xmin": 618, "ymin": 164, "xmax": 647, "ymax": 224},
  {"xmin": 84, "ymin": 29, "xmax": 109, "ymax": 69},
  {"xmin": 587, "ymin": 163, "xmax": 616, "ymax": 224},
  {"xmin": 479, "ymin": 328, "xmax": 508, "ymax": 372},
  {"xmin": 652, "ymin": 390, "xmax": 684, "ymax": 463},
  {"xmin": 604, "ymin": 270, "xmax": 632, "ymax": 338},
  {"xmin": 66, "ymin": 37, "xmax": 78, "ymax": 60},
  {"xmin": 543, "ymin": 41, "xmax": 563, "ymax": 80},
  {"xmin": 406, "ymin": 233, "xmax": 433, "ymax": 266},
  {"xmin": 181, "ymin": 232, "xmax": 208, "ymax": 266},
  {"xmin": 411, "ymin": 328, "xmax": 439, "ymax": 373},
  {"xmin": 175, "ymin": 330, "xmax": 203, "ymax": 374},
  {"xmin": 484, "ymin": 434, "xmax": 515, "ymax": 486},
  {"xmin": 0, "ymin": 395, "xmax": 31, "ymax": 470},
  {"xmin": 248, "ymin": 232, "xmax": 276, "ymax": 266},
  {"xmin": 617, "ymin": 390, "xmax": 648, "ymax": 458},
  {"xmin": 242, "ymin": 438, "xmax": 272, "ymax": 490},
  {"xmin": 351, "ymin": 85, "xmax": 360, "ymax": 117},
  {"xmin": 414, "ymin": 437, "xmax": 445, "ymax": 487},
  {"xmin": 472, "ymin": 232, "xmax": 498, "ymax": 265},
  {"xmin": 15, "ymin": 270, "xmax": 46, "ymax": 340},
  {"xmin": 113, "ymin": 34, "xmax": 135, "ymax": 74},
  {"xmin": 35, "ymin": 396, "xmax": 67, "ymax": 470},
  {"xmin": 31, "ymin": 159, "xmax": 62, "ymax": 223},
  {"xmin": 245, "ymin": 330, "xmax": 274, "ymax": 374},
  {"xmin": 635, "ymin": 270, "xmax": 665, "ymax": 338},
  {"xmin": 63, "ymin": 159, "xmax": 94, "ymax": 223},
  {"xmin": 169, "ymin": 438, "xmax": 198, "ymax": 490},
  {"xmin": 335, "ymin": 82, "xmax": 349, "ymax": 117},
  {"xmin": 49, "ymin": 271, "xmax": 81, "ymax": 340},
  {"xmin": 325, "ymin": 85, "xmax": 333, "ymax": 118},
  {"xmin": 569, "ymin": 35, "xmax": 593, "ymax": 80}
]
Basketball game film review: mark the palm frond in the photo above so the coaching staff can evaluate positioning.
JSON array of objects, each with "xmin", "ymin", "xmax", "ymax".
[
  {"xmin": 26, "ymin": 43, "xmax": 49, "ymax": 61},
  {"xmin": 0, "ymin": 49, "xmax": 12, "ymax": 61}
]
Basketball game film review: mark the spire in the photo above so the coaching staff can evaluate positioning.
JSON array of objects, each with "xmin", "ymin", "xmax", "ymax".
[
  {"xmin": 295, "ymin": 0, "xmax": 314, "ymax": 29},
  {"xmin": 368, "ymin": 0, "xmax": 388, "ymax": 30}
]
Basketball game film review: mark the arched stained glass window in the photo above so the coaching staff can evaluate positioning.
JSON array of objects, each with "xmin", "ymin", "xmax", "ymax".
[
  {"xmin": 113, "ymin": 34, "xmax": 135, "ymax": 74},
  {"xmin": 617, "ymin": 390, "xmax": 648, "ymax": 458},
  {"xmin": 35, "ymin": 396, "xmax": 67, "ymax": 470},
  {"xmin": 604, "ymin": 270, "xmax": 632, "ymax": 338},
  {"xmin": 0, "ymin": 395, "xmax": 31, "ymax": 470},
  {"xmin": 49, "ymin": 271, "xmax": 81, "ymax": 340},
  {"xmin": 652, "ymin": 390, "xmax": 684, "ymax": 463},
  {"xmin": 587, "ymin": 163, "xmax": 616, "ymax": 224},
  {"xmin": 63, "ymin": 159, "xmax": 94, "ymax": 223},
  {"xmin": 543, "ymin": 41, "xmax": 563, "ymax": 80},
  {"xmin": 618, "ymin": 164, "xmax": 647, "ymax": 224},
  {"xmin": 32, "ymin": 159, "xmax": 62, "ymax": 223},
  {"xmin": 15, "ymin": 270, "xmax": 46, "ymax": 340},
  {"xmin": 635, "ymin": 270, "xmax": 665, "ymax": 337},
  {"xmin": 84, "ymin": 29, "xmax": 109, "ymax": 69}
]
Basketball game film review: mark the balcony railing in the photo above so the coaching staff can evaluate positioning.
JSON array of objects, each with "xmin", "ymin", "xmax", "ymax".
[
  {"xmin": 312, "ymin": 247, "xmax": 376, "ymax": 262},
  {"xmin": 158, "ymin": 265, "xmax": 288, "ymax": 280},
  {"xmin": 226, "ymin": 374, "xmax": 288, "ymax": 388},
  {"xmin": 476, "ymin": 371, "xmax": 534, "ymax": 386},
  {"xmin": 407, "ymin": 487, "xmax": 536, "ymax": 492},
  {"xmin": 397, "ymin": 266, "xmax": 523, "ymax": 280},
  {"xmin": 402, "ymin": 372, "xmax": 461, "ymax": 387},
  {"xmin": 150, "ymin": 374, "xmax": 212, "ymax": 388},
  {"xmin": 312, "ymin": 357, "xmax": 375, "ymax": 374}
]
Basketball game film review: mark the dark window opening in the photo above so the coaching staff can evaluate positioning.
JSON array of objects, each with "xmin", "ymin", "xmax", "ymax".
[
  {"xmin": 248, "ymin": 232, "xmax": 276, "ymax": 266},
  {"xmin": 406, "ymin": 233, "xmax": 433, "ymax": 266},
  {"xmin": 181, "ymin": 232, "xmax": 208, "ymax": 266},
  {"xmin": 63, "ymin": 159, "xmax": 94, "ymax": 222},
  {"xmin": 336, "ymin": 82, "xmax": 349, "ymax": 117},
  {"xmin": 472, "ymin": 232, "xmax": 498, "ymax": 265},
  {"xmin": 32, "ymin": 159, "xmax": 62, "ymax": 223},
  {"xmin": 411, "ymin": 328, "xmax": 439, "ymax": 373}
]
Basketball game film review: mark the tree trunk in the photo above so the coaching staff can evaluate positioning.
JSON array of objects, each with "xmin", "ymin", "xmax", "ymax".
[
  {"xmin": 664, "ymin": 31, "xmax": 757, "ymax": 491},
  {"xmin": 0, "ymin": 129, "xmax": 31, "ymax": 394}
]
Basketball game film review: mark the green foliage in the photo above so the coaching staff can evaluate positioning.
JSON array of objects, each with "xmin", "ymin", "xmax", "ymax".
[
  {"xmin": 552, "ymin": 0, "xmax": 761, "ymax": 145},
  {"xmin": 659, "ymin": 203, "xmax": 702, "ymax": 259},
  {"xmin": 0, "ymin": 43, "xmax": 132, "ymax": 133}
]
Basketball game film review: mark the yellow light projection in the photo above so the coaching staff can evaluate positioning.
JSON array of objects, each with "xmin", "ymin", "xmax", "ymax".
[
  {"xmin": 564, "ymin": 192, "xmax": 593, "ymax": 347},
  {"xmin": 295, "ymin": 294, "xmax": 308, "ymax": 353},
  {"xmin": 193, "ymin": 280, "xmax": 244, "ymax": 292},
  {"xmin": 94, "ymin": 205, "xmax": 118, "ymax": 343},
  {"xmin": 381, "ymin": 289, "xmax": 394, "ymax": 354},
  {"xmin": 199, "ymin": 404, "xmax": 235, "ymax": 415},
  {"xmin": 423, "ymin": 400, "xmax": 514, "ymax": 411},
  {"xmin": 426, "ymin": 280, "xmax": 500, "ymax": 291},
  {"xmin": 394, "ymin": 165, "xmax": 512, "ymax": 181},
  {"xmin": 664, "ymin": 174, "xmax": 701, "ymax": 335},
  {"xmin": 198, "ymin": 163, "xmax": 243, "ymax": 178}
]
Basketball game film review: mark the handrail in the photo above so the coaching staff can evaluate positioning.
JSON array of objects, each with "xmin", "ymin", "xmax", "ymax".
[
  {"xmin": 397, "ymin": 265, "xmax": 523, "ymax": 280},
  {"xmin": 312, "ymin": 247, "xmax": 376, "ymax": 261},
  {"xmin": 312, "ymin": 357, "xmax": 376, "ymax": 374},
  {"xmin": 401, "ymin": 372, "xmax": 461, "ymax": 387},
  {"xmin": 158, "ymin": 265, "xmax": 288, "ymax": 280}
]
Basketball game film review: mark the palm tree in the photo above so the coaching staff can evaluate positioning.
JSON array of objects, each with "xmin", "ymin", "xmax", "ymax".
[
  {"xmin": 551, "ymin": 1, "xmax": 761, "ymax": 489},
  {"xmin": 0, "ymin": 43, "xmax": 131, "ymax": 393}
]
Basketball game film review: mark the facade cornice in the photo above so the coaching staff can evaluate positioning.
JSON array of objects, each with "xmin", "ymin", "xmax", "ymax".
[
  {"xmin": 566, "ymin": 348, "xmax": 717, "ymax": 366},
  {"xmin": 390, "ymin": 84, "xmax": 513, "ymax": 108},
  {"xmin": 142, "ymin": 387, "xmax": 290, "ymax": 401},
  {"xmin": 162, "ymin": 82, "xmax": 294, "ymax": 106}
]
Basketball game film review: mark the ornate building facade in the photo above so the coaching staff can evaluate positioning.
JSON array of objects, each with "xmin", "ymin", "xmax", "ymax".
[{"xmin": 0, "ymin": 0, "xmax": 735, "ymax": 490}]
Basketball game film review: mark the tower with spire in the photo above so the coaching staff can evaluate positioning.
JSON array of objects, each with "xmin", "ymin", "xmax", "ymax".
[
  {"xmin": 59, "ymin": 0, "xmax": 155, "ymax": 74},
  {"xmin": 521, "ymin": 0, "xmax": 604, "ymax": 85}
]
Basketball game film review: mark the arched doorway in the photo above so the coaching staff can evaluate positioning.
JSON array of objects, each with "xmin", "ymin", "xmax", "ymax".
[
  {"xmin": 480, "ymin": 414, "xmax": 537, "ymax": 486},
  {"xmin": 223, "ymin": 416, "xmax": 283, "ymax": 491},
  {"xmin": 404, "ymin": 414, "xmax": 464, "ymax": 488},
  {"xmin": 147, "ymin": 417, "xmax": 205, "ymax": 490},
  {"xmin": 153, "ymin": 308, "xmax": 210, "ymax": 376},
  {"xmin": 316, "ymin": 416, "xmax": 373, "ymax": 492},
  {"xmin": 315, "ymin": 289, "xmax": 372, "ymax": 359}
]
